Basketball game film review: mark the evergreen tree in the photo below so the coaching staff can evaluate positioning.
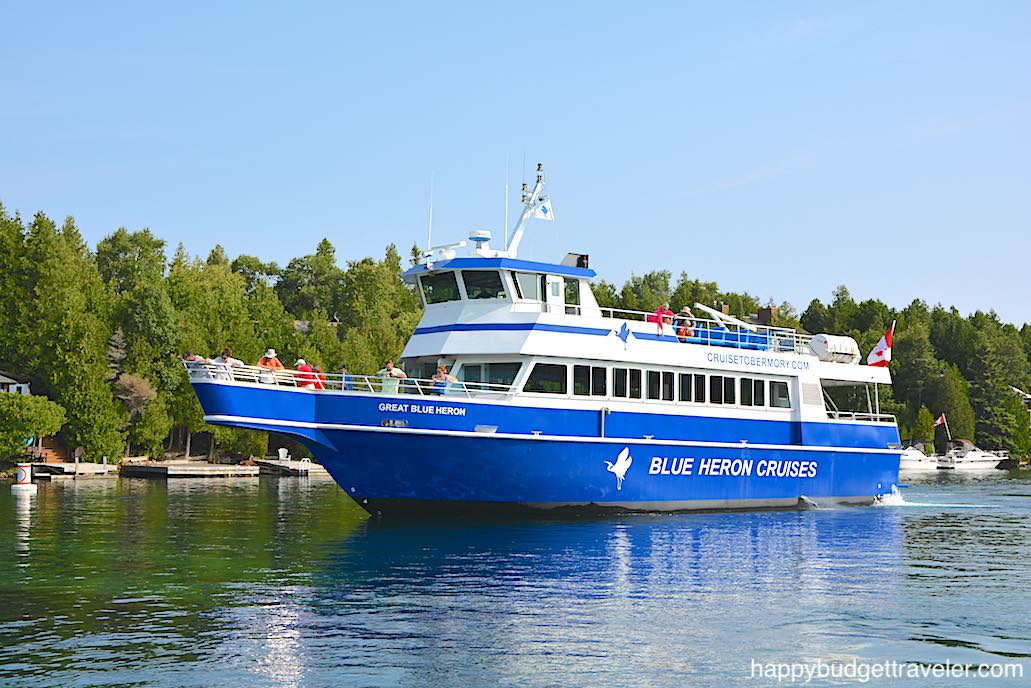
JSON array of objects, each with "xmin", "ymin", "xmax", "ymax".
[
  {"xmin": 968, "ymin": 331, "xmax": 1018, "ymax": 451},
  {"xmin": 18, "ymin": 214, "xmax": 124, "ymax": 459}
]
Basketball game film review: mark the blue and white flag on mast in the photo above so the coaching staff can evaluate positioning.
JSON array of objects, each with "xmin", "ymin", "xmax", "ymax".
[{"xmin": 533, "ymin": 198, "xmax": 555, "ymax": 221}]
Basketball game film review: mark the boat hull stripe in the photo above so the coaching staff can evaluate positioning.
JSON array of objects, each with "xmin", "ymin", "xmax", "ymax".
[{"xmin": 202, "ymin": 414, "xmax": 902, "ymax": 454}]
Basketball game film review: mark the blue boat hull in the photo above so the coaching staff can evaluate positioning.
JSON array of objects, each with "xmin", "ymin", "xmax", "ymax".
[
  {"xmin": 311, "ymin": 429, "xmax": 900, "ymax": 515},
  {"xmin": 192, "ymin": 382, "xmax": 901, "ymax": 515}
]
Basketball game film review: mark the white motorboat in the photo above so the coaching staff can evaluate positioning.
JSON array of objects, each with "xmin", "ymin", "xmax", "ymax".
[
  {"xmin": 937, "ymin": 438, "xmax": 1007, "ymax": 471},
  {"xmin": 898, "ymin": 444, "xmax": 939, "ymax": 473}
]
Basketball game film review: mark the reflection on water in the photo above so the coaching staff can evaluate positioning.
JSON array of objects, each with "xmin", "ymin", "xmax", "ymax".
[{"xmin": 0, "ymin": 473, "xmax": 1029, "ymax": 686}]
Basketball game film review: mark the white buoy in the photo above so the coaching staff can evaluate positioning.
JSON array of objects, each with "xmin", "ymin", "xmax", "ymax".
[{"xmin": 11, "ymin": 462, "xmax": 37, "ymax": 494}]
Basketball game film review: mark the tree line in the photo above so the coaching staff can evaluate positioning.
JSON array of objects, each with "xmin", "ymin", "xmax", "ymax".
[{"xmin": 1, "ymin": 203, "xmax": 1029, "ymax": 463}]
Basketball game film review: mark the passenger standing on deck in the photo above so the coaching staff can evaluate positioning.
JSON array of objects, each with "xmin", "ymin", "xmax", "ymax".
[
  {"xmin": 212, "ymin": 347, "xmax": 243, "ymax": 380},
  {"xmin": 376, "ymin": 359, "xmax": 407, "ymax": 394},
  {"xmin": 257, "ymin": 348, "xmax": 285, "ymax": 384},
  {"xmin": 313, "ymin": 364, "xmax": 327, "ymax": 390},
  {"xmin": 258, "ymin": 348, "xmax": 284, "ymax": 369},
  {"xmin": 214, "ymin": 347, "xmax": 244, "ymax": 366},
  {"xmin": 649, "ymin": 303, "xmax": 674, "ymax": 334},
  {"xmin": 339, "ymin": 364, "xmax": 353, "ymax": 391},
  {"xmin": 295, "ymin": 358, "xmax": 317, "ymax": 388},
  {"xmin": 674, "ymin": 306, "xmax": 695, "ymax": 342},
  {"xmin": 431, "ymin": 363, "xmax": 457, "ymax": 395},
  {"xmin": 182, "ymin": 351, "xmax": 212, "ymax": 378}
]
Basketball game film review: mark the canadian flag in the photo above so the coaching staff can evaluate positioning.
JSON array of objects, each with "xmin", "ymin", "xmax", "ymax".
[
  {"xmin": 867, "ymin": 320, "xmax": 896, "ymax": 367},
  {"xmin": 933, "ymin": 413, "xmax": 946, "ymax": 427}
]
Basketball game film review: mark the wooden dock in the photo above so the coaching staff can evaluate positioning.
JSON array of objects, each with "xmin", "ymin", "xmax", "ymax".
[
  {"xmin": 253, "ymin": 458, "xmax": 330, "ymax": 477},
  {"xmin": 31, "ymin": 462, "xmax": 118, "ymax": 481},
  {"xmin": 119, "ymin": 461, "xmax": 260, "ymax": 479}
]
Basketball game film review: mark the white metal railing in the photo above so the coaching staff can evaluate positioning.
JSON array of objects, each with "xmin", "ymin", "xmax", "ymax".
[
  {"xmin": 596, "ymin": 307, "xmax": 812, "ymax": 355},
  {"xmin": 826, "ymin": 410, "xmax": 897, "ymax": 423},
  {"xmin": 183, "ymin": 362, "xmax": 517, "ymax": 398}
]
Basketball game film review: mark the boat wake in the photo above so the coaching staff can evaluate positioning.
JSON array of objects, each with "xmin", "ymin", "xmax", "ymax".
[{"xmin": 873, "ymin": 484, "xmax": 993, "ymax": 509}]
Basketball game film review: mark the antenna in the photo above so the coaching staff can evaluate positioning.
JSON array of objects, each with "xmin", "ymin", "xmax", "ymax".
[
  {"xmin": 505, "ymin": 162, "xmax": 545, "ymax": 258},
  {"xmin": 503, "ymin": 153, "xmax": 510, "ymax": 248},
  {"xmin": 426, "ymin": 174, "xmax": 434, "ymax": 252}
]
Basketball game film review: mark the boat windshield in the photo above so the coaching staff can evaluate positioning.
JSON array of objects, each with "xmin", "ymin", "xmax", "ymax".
[{"xmin": 420, "ymin": 272, "xmax": 461, "ymax": 304}]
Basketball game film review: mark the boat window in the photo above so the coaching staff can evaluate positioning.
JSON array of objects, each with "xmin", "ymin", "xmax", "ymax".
[
  {"xmin": 740, "ymin": 377, "xmax": 753, "ymax": 406},
  {"xmin": 613, "ymin": 368, "xmax": 628, "ymax": 398},
  {"xmin": 678, "ymin": 373, "xmax": 692, "ymax": 402},
  {"xmin": 694, "ymin": 374, "xmax": 706, "ymax": 403},
  {"xmin": 591, "ymin": 366, "xmax": 607, "ymax": 396},
  {"xmin": 564, "ymin": 280, "xmax": 580, "ymax": 314},
  {"xmin": 770, "ymin": 381, "xmax": 791, "ymax": 408},
  {"xmin": 573, "ymin": 365, "xmax": 590, "ymax": 396},
  {"xmin": 458, "ymin": 362, "xmax": 522, "ymax": 389},
  {"xmin": 647, "ymin": 370, "xmax": 661, "ymax": 400},
  {"xmin": 662, "ymin": 372, "xmax": 674, "ymax": 401},
  {"xmin": 723, "ymin": 376, "xmax": 736, "ymax": 405},
  {"xmin": 629, "ymin": 369, "xmax": 642, "ymax": 399},
  {"xmin": 515, "ymin": 272, "xmax": 542, "ymax": 301},
  {"xmin": 524, "ymin": 363, "xmax": 567, "ymax": 394},
  {"xmin": 420, "ymin": 272, "xmax": 461, "ymax": 304},
  {"xmin": 462, "ymin": 271, "xmax": 507, "ymax": 299},
  {"xmin": 753, "ymin": 379, "xmax": 765, "ymax": 406},
  {"xmin": 710, "ymin": 375, "xmax": 723, "ymax": 404}
]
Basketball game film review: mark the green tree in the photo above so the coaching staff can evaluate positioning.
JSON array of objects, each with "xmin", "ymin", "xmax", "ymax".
[
  {"xmin": 968, "ymin": 331, "xmax": 1018, "ymax": 451},
  {"xmin": 275, "ymin": 238, "xmax": 344, "ymax": 317},
  {"xmin": 0, "ymin": 394, "xmax": 66, "ymax": 463},
  {"xmin": 17, "ymin": 214, "xmax": 124, "ymax": 459},
  {"xmin": 913, "ymin": 405, "xmax": 935, "ymax": 447}
]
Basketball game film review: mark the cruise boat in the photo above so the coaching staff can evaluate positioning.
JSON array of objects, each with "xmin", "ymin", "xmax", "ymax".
[{"xmin": 186, "ymin": 165, "xmax": 903, "ymax": 515}]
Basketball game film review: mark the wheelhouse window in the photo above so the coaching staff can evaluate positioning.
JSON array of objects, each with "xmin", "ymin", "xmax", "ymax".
[
  {"xmin": 462, "ymin": 271, "xmax": 506, "ymax": 299},
  {"xmin": 420, "ymin": 272, "xmax": 461, "ymax": 304},
  {"xmin": 524, "ymin": 363, "xmax": 567, "ymax": 394},
  {"xmin": 514, "ymin": 272, "xmax": 543, "ymax": 301},
  {"xmin": 564, "ymin": 279, "xmax": 580, "ymax": 314},
  {"xmin": 770, "ymin": 381, "xmax": 791, "ymax": 408}
]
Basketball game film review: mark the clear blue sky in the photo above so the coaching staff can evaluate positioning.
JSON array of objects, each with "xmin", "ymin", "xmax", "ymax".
[{"xmin": 2, "ymin": 1, "xmax": 1028, "ymax": 324}]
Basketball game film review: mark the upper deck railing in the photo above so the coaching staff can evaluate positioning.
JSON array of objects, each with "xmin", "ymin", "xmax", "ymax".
[
  {"xmin": 184, "ymin": 362, "xmax": 516, "ymax": 398},
  {"xmin": 585, "ymin": 306, "xmax": 813, "ymax": 355}
]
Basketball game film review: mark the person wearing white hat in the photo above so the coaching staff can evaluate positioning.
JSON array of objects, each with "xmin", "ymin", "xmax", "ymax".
[
  {"xmin": 295, "ymin": 358, "xmax": 316, "ymax": 389},
  {"xmin": 258, "ymin": 348, "xmax": 284, "ymax": 370}
]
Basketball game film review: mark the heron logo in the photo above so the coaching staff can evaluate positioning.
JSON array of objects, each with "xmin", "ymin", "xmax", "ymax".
[{"xmin": 604, "ymin": 447, "xmax": 633, "ymax": 490}]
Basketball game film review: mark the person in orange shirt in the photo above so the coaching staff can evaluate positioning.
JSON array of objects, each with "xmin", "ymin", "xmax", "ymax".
[{"xmin": 258, "ymin": 348, "xmax": 285, "ymax": 369}]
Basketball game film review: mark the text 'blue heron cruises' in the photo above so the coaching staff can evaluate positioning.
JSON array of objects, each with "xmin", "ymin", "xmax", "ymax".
[{"xmin": 186, "ymin": 164, "xmax": 903, "ymax": 515}]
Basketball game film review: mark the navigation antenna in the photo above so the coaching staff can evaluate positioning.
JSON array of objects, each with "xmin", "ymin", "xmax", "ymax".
[{"xmin": 504, "ymin": 162, "xmax": 546, "ymax": 258}]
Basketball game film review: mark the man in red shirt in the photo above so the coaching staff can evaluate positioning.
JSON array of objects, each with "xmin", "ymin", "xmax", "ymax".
[{"xmin": 295, "ymin": 359, "xmax": 317, "ymax": 388}]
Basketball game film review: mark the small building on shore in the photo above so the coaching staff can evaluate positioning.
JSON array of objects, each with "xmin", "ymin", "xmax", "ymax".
[{"xmin": 0, "ymin": 371, "xmax": 31, "ymax": 395}]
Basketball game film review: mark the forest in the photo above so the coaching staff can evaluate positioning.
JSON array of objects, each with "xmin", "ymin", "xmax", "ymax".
[{"xmin": 1, "ymin": 203, "xmax": 1030, "ymax": 464}]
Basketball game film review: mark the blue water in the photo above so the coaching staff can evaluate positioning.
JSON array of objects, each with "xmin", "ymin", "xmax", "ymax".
[{"xmin": 1, "ymin": 472, "xmax": 1029, "ymax": 686}]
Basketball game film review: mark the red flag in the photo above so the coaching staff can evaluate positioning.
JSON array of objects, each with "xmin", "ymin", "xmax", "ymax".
[
  {"xmin": 867, "ymin": 321, "xmax": 896, "ymax": 367},
  {"xmin": 933, "ymin": 413, "xmax": 946, "ymax": 427}
]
